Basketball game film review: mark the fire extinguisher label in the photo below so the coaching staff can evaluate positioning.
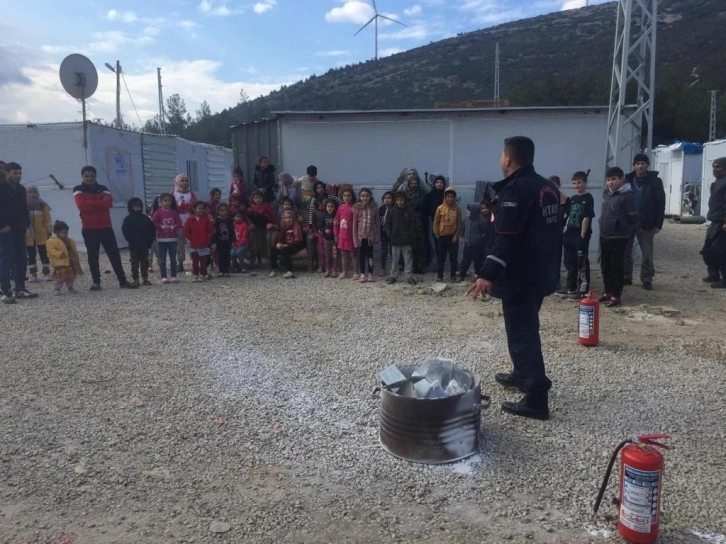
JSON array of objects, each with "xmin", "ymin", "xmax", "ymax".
[
  {"xmin": 621, "ymin": 465, "xmax": 660, "ymax": 533},
  {"xmin": 579, "ymin": 305, "xmax": 594, "ymax": 338}
]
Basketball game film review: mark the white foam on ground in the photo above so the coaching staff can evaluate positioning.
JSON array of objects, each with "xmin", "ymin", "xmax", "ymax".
[
  {"xmin": 584, "ymin": 523, "xmax": 613, "ymax": 538},
  {"xmin": 690, "ymin": 529, "xmax": 726, "ymax": 543}
]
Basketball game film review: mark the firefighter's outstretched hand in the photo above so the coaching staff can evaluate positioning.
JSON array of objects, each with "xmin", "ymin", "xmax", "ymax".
[{"xmin": 468, "ymin": 277, "xmax": 492, "ymax": 300}]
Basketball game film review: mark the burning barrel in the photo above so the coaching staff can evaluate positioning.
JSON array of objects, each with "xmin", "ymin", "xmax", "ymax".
[{"xmin": 376, "ymin": 358, "xmax": 488, "ymax": 464}]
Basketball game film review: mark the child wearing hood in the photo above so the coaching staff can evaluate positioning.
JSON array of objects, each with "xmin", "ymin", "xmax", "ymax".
[
  {"xmin": 122, "ymin": 197, "xmax": 156, "ymax": 286},
  {"xmin": 171, "ymin": 174, "xmax": 197, "ymax": 272},
  {"xmin": 308, "ymin": 180, "xmax": 341, "ymax": 273},
  {"xmin": 252, "ymin": 155, "xmax": 276, "ymax": 203},
  {"xmin": 352, "ymin": 188, "xmax": 379, "ymax": 283},
  {"xmin": 25, "ymin": 184, "xmax": 53, "ymax": 282},
  {"xmin": 433, "ymin": 187, "xmax": 462, "ymax": 282},
  {"xmin": 207, "ymin": 187, "xmax": 222, "ymax": 218},
  {"xmin": 384, "ymin": 190, "xmax": 418, "ymax": 285},
  {"xmin": 229, "ymin": 167, "xmax": 247, "ymax": 202},
  {"xmin": 46, "ymin": 220, "xmax": 83, "ymax": 295},
  {"xmin": 459, "ymin": 199, "xmax": 492, "ymax": 280},
  {"xmin": 598, "ymin": 167, "xmax": 640, "ymax": 308},
  {"xmin": 424, "ymin": 175, "xmax": 447, "ymax": 262},
  {"xmin": 274, "ymin": 172, "xmax": 300, "ymax": 216}
]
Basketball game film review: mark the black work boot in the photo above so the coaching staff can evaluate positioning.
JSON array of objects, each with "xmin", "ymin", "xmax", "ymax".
[
  {"xmin": 501, "ymin": 394, "xmax": 550, "ymax": 420},
  {"xmin": 494, "ymin": 372, "xmax": 525, "ymax": 393}
]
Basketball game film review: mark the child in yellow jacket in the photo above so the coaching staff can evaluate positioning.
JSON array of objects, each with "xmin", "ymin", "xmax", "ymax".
[
  {"xmin": 46, "ymin": 221, "xmax": 83, "ymax": 295},
  {"xmin": 433, "ymin": 186, "xmax": 462, "ymax": 282},
  {"xmin": 25, "ymin": 185, "xmax": 53, "ymax": 282}
]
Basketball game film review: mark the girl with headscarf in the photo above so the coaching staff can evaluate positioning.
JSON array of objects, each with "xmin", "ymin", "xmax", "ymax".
[{"xmin": 25, "ymin": 185, "xmax": 53, "ymax": 282}]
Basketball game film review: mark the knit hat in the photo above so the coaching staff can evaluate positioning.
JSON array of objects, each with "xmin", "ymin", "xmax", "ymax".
[
  {"xmin": 712, "ymin": 157, "xmax": 726, "ymax": 168},
  {"xmin": 444, "ymin": 186, "xmax": 457, "ymax": 195},
  {"xmin": 633, "ymin": 153, "xmax": 650, "ymax": 165}
]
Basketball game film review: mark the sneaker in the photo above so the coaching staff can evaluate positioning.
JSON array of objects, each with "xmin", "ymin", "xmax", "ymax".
[
  {"xmin": 597, "ymin": 293, "xmax": 612, "ymax": 303},
  {"xmin": 437, "ymin": 275, "xmax": 444, "ymax": 282},
  {"xmin": 131, "ymin": 280, "xmax": 140, "ymax": 287},
  {"xmin": 359, "ymin": 276, "xmax": 367, "ymax": 283},
  {"xmin": 53, "ymin": 289, "xmax": 61, "ymax": 296},
  {"xmin": 385, "ymin": 277, "xmax": 397, "ymax": 284},
  {"xmin": 283, "ymin": 271, "xmax": 295, "ymax": 279},
  {"xmin": 642, "ymin": 281, "xmax": 653, "ymax": 291},
  {"xmin": 27, "ymin": 274, "xmax": 39, "ymax": 283},
  {"xmin": 557, "ymin": 288, "xmax": 577, "ymax": 297},
  {"xmin": 205, "ymin": 274, "xmax": 213, "ymax": 280},
  {"xmin": 338, "ymin": 273, "xmax": 347, "ymax": 279},
  {"xmin": 2, "ymin": 293, "xmax": 17, "ymax": 304},
  {"xmin": 567, "ymin": 292, "xmax": 582, "ymax": 300},
  {"xmin": 352, "ymin": 274, "xmax": 360, "ymax": 281},
  {"xmin": 703, "ymin": 275, "xmax": 721, "ymax": 283},
  {"xmin": 240, "ymin": 269, "xmax": 249, "ymax": 274},
  {"xmin": 606, "ymin": 296, "xmax": 621, "ymax": 308},
  {"xmin": 161, "ymin": 277, "xmax": 170, "ymax": 284},
  {"xmin": 193, "ymin": 275, "xmax": 201, "ymax": 282},
  {"xmin": 119, "ymin": 282, "xmax": 138, "ymax": 289},
  {"xmin": 68, "ymin": 287, "xmax": 78, "ymax": 294},
  {"xmin": 711, "ymin": 280, "xmax": 726, "ymax": 289},
  {"xmin": 269, "ymin": 271, "xmax": 278, "ymax": 278},
  {"xmin": 14, "ymin": 289, "xmax": 39, "ymax": 299},
  {"xmin": 367, "ymin": 274, "xmax": 374, "ymax": 283},
  {"xmin": 407, "ymin": 278, "xmax": 418, "ymax": 286},
  {"xmin": 142, "ymin": 279, "xmax": 152, "ymax": 286},
  {"xmin": 90, "ymin": 283, "xmax": 102, "ymax": 291},
  {"xmin": 170, "ymin": 277, "xmax": 179, "ymax": 284},
  {"xmin": 43, "ymin": 274, "xmax": 53, "ymax": 282}
]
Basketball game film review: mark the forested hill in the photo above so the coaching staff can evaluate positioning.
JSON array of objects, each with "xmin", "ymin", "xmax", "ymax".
[{"xmin": 181, "ymin": 0, "xmax": 726, "ymax": 148}]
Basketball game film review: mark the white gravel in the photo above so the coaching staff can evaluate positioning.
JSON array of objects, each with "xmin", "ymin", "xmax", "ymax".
[{"xmin": 0, "ymin": 221, "xmax": 724, "ymax": 543}]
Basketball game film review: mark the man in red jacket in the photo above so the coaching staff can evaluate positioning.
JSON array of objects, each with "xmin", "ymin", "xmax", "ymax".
[{"xmin": 73, "ymin": 166, "xmax": 136, "ymax": 290}]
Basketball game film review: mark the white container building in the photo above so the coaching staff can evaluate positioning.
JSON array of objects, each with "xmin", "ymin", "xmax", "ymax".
[
  {"xmin": 653, "ymin": 141, "xmax": 703, "ymax": 216},
  {"xmin": 0, "ymin": 122, "xmax": 233, "ymax": 249}
]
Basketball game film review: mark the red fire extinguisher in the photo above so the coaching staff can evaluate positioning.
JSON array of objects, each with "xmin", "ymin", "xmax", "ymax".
[
  {"xmin": 579, "ymin": 290, "xmax": 599, "ymax": 346},
  {"xmin": 593, "ymin": 434, "xmax": 671, "ymax": 544}
]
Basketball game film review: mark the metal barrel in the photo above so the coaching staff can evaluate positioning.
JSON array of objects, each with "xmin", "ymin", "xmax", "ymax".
[{"xmin": 379, "ymin": 374, "xmax": 482, "ymax": 464}]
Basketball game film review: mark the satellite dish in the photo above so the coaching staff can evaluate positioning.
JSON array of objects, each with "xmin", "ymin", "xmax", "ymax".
[{"xmin": 59, "ymin": 54, "xmax": 98, "ymax": 100}]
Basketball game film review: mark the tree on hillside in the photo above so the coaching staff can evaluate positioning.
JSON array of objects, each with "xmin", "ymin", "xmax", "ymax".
[
  {"xmin": 196, "ymin": 100, "xmax": 212, "ymax": 122},
  {"xmin": 239, "ymin": 87, "xmax": 250, "ymax": 104},
  {"xmin": 142, "ymin": 116, "xmax": 162, "ymax": 134},
  {"xmin": 166, "ymin": 93, "xmax": 192, "ymax": 135}
]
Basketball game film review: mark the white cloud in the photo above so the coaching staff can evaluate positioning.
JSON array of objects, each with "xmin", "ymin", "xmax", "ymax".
[
  {"xmin": 459, "ymin": 0, "xmax": 525, "ymax": 25},
  {"xmin": 404, "ymin": 5, "xmax": 422, "ymax": 17},
  {"xmin": 106, "ymin": 9, "xmax": 138, "ymax": 23},
  {"xmin": 380, "ymin": 25, "xmax": 429, "ymax": 40},
  {"xmin": 315, "ymin": 49, "xmax": 350, "ymax": 57},
  {"xmin": 561, "ymin": 0, "xmax": 587, "ymax": 9},
  {"xmin": 178, "ymin": 20, "xmax": 199, "ymax": 30},
  {"xmin": 198, "ymin": 0, "xmax": 233, "ymax": 16},
  {"xmin": 86, "ymin": 30, "xmax": 155, "ymax": 54},
  {"xmin": 325, "ymin": 1, "xmax": 375, "ymax": 24},
  {"xmin": 253, "ymin": 0, "xmax": 277, "ymax": 14},
  {"xmin": 0, "ymin": 57, "xmax": 291, "ymax": 127}
]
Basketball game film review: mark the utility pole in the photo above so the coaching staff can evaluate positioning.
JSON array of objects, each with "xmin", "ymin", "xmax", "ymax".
[
  {"xmin": 605, "ymin": 0, "xmax": 658, "ymax": 168},
  {"xmin": 157, "ymin": 67, "xmax": 166, "ymax": 135},
  {"xmin": 709, "ymin": 90, "xmax": 718, "ymax": 141},
  {"xmin": 494, "ymin": 42, "xmax": 500, "ymax": 107},
  {"xmin": 104, "ymin": 60, "xmax": 122, "ymax": 128}
]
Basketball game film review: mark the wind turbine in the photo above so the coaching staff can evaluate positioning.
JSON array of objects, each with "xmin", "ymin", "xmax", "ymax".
[{"xmin": 354, "ymin": 0, "xmax": 406, "ymax": 60}]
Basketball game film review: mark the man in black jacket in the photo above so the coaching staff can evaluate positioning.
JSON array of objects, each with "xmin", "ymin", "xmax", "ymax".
[
  {"xmin": 0, "ymin": 162, "xmax": 39, "ymax": 303},
  {"xmin": 468, "ymin": 137, "xmax": 562, "ymax": 420},
  {"xmin": 701, "ymin": 157, "xmax": 726, "ymax": 288},
  {"xmin": 623, "ymin": 154, "xmax": 665, "ymax": 290}
]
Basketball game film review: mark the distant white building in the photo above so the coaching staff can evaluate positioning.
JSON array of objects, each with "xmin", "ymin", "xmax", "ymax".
[
  {"xmin": 0, "ymin": 122, "xmax": 233, "ymax": 249},
  {"xmin": 653, "ymin": 141, "xmax": 703, "ymax": 216}
]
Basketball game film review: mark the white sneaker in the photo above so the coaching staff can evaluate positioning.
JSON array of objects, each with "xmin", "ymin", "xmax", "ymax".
[
  {"xmin": 53, "ymin": 289, "xmax": 61, "ymax": 296},
  {"xmin": 269, "ymin": 271, "xmax": 278, "ymax": 278},
  {"xmin": 283, "ymin": 271, "xmax": 295, "ymax": 279}
]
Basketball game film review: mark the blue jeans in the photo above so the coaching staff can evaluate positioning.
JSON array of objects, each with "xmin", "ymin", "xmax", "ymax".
[
  {"xmin": 0, "ymin": 230, "xmax": 27, "ymax": 294},
  {"xmin": 231, "ymin": 245, "xmax": 248, "ymax": 269},
  {"xmin": 157, "ymin": 241, "xmax": 178, "ymax": 278}
]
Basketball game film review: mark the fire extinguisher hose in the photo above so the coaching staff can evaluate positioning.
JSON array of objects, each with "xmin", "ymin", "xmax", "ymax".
[{"xmin": 592, "ymin": 439, "xmax": 633, "ymax": 518}]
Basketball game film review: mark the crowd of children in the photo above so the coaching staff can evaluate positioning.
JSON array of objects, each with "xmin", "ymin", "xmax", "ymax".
[{"xmin": 12, "ymin": 162, "xmax": 649, "ymax": 310}]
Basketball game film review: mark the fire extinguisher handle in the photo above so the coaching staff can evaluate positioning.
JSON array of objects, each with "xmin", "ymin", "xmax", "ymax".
[{"xmin": 637, "ymin": 433, "xmax": 670, "ymax": 449}]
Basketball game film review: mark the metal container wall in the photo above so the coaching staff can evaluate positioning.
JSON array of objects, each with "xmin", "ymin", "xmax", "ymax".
[{"xmin": 379, "ymin": 372, "xmax": 482, "ymax": 464}]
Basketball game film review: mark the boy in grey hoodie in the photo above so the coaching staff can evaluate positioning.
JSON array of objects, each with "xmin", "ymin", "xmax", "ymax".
[{"xmin": 598, "ymin": 167, "xmax": 640, "ymax": 307}]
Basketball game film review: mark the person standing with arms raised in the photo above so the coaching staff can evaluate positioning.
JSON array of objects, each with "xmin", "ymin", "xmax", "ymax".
[
  {"xmin": 468, "ymin": 137, "xmax": 561, "ymax": 420},
  {"xmin": 73, "ymin": 166, "xmax": 136, "ymax": 290}
]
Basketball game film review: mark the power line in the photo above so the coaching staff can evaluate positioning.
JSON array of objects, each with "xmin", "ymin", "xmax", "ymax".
[{"xmin": 121, "ymin": 71, "xmax": 144, "ymax": 127}]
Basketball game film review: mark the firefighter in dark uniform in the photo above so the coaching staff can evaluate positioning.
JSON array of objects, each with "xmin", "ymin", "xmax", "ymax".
[{"xmin": 468, "ymin": 136, "xmax": 562, "ymax": 420}]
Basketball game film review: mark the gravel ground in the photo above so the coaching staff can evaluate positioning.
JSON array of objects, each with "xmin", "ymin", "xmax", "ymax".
[{"xmin": 1, "ymin": 221, "xmax": 725, "ymax": 544}]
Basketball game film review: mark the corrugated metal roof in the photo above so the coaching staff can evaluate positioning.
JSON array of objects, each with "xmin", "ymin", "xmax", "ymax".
[{"xmin": 230, "ymin": 105, "xmax": 610, "ymax": 129}]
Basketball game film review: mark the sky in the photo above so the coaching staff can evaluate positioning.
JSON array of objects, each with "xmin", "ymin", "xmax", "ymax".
[{"xmin": 0, "ymin": 0, "xmax": 611, "ymax": 127}]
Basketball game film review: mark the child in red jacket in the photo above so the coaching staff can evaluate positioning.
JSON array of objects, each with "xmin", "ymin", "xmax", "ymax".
[{"xmin": 183, "ymin": 201, "xmax": 215, "ymax": 280}]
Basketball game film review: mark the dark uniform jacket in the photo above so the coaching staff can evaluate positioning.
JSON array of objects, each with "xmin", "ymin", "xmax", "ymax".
[
  {"xmin": 624, "ymin": 170, "xmax": 665, "ymax": 230},
  {"xmin": 384, "ymin": 192, "xmax": 419, "ymax": 247},
  {"xmin": 121, "ymin": 198, "xmax": 156, "ymax": 250},
  {"xmin": 0, "ymin": 180, "xmax": 29, "ymax": 232},
  {"xmin": 478, "ymin": 166, "xmax": 562, "ymax": 299}
]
